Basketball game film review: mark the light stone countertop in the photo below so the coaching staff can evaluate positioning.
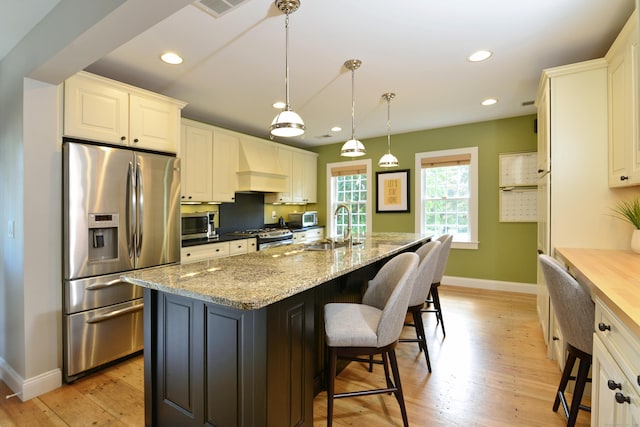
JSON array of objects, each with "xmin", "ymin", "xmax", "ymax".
[{"xmin": 122, "ymin": 232, "xmax": 430, "ymax": 310}]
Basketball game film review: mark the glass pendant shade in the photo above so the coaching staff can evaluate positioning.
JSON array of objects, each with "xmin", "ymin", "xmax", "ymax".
[
  {"xmin": 378, "ymin": 152, "xmax": 399, "ymax": 167},
  {"xmin": 341, "ymin": 138, "xmax": 366, "ymax": 157},
  {"xmin": 270, "ymin": 0, "xmax": 304, "ymax": 138},
  {"xmin": 341, "ymin": 59, "xmax": 365, "ymax": 157},
  {"xmin": 378, "ymin": 92, "xmax": 398, "ymax": 167},
  {"xmin": 270, "ymin": 108, "xmax": 305, "ymax": 137}
]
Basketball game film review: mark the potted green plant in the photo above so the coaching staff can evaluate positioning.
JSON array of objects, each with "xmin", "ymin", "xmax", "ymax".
[{"xmin": 612, "ymin": 197, "xmax": 640, "ymax": 253}]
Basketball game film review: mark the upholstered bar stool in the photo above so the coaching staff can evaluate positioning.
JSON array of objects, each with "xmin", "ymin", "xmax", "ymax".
[
  {"xmin": 324, "ymin": 252, "xmax": 419, "ymax": 427},
  {"xmin": 422, "ymin": 234, "xmax": 452, "ymax": 336},
  {"xmin": 399, "ymin": 240, "xmax": 441, "ymax": 372},
  {"xmin": 539, "ymin": 254, "xmax": 594, "ymax": 427}
]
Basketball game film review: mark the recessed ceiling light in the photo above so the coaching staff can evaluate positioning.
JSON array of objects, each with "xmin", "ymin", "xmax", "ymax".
[
  {"xmin": 468, "ymin": 50, "xmax": 493, "ymax": 62},
  {"xmin": 273, "ymin": 101, "xmax": 286, "ymax": 109},
  {"xmin": 160, "ymin": 52, "xmax": 183, "ymax": 65},
  {"xmin": 331, "ymin": 126, "xmax": 342, "ymax": 132},
  {"xmin": 481, "ymin": 98, "xmax": 498, "ymax": 106}
]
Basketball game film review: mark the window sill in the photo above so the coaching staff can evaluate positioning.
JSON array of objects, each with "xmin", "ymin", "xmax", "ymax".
[{"xmin": 452, "ymin": 241, "xmax": 478, "ymax": 250}]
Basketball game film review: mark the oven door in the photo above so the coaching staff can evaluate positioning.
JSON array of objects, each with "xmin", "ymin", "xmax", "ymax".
[{"xmin": 259, "ymin": 238, "xmax": 294, "ymax": 250}]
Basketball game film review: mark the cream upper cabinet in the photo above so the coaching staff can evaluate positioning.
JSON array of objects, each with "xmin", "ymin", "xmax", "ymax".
[
  {"xmin": 180, "ymin": 119, "xmax": 238, "ymax": 203},
  {"xmin": 211, "ymin": 131, "xmax": 239, "ymax": 203},
  {"xmin": 64, "ymin": 71, "xmax": 185, "ymax": 153},
  {"xmin": 292, "ymin": 150, "xmax": 318, "ymax": 203},
  {"xmin": 606, "ymin": 11, "xmax": 640, "ymax": 187},
  {"xmin": 265, "ymin": 146, "xmax": 317, "ymax": 204},
  {"xmin": 265, "ymin": 147, "xmax": 294, "ymax": 203},
  {"xmin": 180, "ymin": 123, "xmax": 213, "ymax": 202}
]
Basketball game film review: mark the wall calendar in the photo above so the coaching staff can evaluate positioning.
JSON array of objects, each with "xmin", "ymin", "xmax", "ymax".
[{"xmin": 498, "ymin": 152, "xmax": 537, "ymax": 222}]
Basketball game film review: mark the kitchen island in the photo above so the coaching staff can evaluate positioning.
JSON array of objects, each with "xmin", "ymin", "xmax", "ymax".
[{"xmin": 122, "ymin": 232, "xmax": 429, "ymax": 427}]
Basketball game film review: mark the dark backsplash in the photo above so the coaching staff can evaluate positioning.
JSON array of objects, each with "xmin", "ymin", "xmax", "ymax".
[{"xmin": 218, "ymin": 193, "xmax": 264, "ymax": 234}]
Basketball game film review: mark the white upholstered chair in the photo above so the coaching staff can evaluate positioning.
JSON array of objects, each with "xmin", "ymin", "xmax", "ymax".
[
  {"xmin": 538, "ymin": 254, "xmax": 594, "ymax": 427},
  {"xmin": 324, "ymin": 251, "xmax": 419, "ymax": 427}
]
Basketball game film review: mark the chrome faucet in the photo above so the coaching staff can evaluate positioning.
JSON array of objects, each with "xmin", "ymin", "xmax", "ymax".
[{"xmin": 334, "ymin": 203, "xmax": 352, "ymax": 245}]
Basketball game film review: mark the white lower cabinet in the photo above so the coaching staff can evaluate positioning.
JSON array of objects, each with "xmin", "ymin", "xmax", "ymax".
[
  {"xmin": 293, "ymin": 228, "xmax": 324, "ymax": 244},
  {"xmin": 181, "ymin": 238, "xmax": 256, "ymax": 263},
  {"xmin": 592, "ymin": 297, "xmax": 640, "ymax": 426}
]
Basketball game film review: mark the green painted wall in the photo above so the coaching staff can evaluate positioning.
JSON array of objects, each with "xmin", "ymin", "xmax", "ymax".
[{"xmin": 309, "ymin": 114, "xmax": 538, "ymax": 284}]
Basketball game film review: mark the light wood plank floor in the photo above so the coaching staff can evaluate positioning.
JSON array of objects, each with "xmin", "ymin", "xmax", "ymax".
[{"xmin": 0, "ymin": 286, "xmax": 590, "ymax": 426}]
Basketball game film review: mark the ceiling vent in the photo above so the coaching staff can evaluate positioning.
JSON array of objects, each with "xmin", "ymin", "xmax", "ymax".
[{"xmin": 193, "ymin": 0, "xmax": 249, "ymax": 18}]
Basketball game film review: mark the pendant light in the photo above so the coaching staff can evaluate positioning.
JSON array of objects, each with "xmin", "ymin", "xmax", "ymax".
[
  {"xmin": 270, "ymin": 0, "xmax": 305, "ymax": 138},
  {"xmin": 340, "ymin": 59, "xmax": 366, "ymax": 157},
  {"xmin": 378, "ymin": 92, "xmax": 399, "ymax": 168}
]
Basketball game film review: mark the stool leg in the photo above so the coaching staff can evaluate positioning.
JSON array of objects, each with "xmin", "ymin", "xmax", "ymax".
[
  {"xmin": 388, "ymin": 349, "xmax": 409, "ymax": 427},
  {"xmin": 411, "ymin": 308, "xmax": 432, "ymax": 372},
  {"xmin": 554, "ymin": 350, "xmax": 577, "ymax": 415},
  {"xmin": 567, "ymin": 357, "xmax": 591, "ymax": 427},
  {"xmin": 327, "ymin": 347, "xmax": 337, "ymax": 427},
  {"xmin": 431, "ymin": 285, "xmax": 445, "ymax": 336}
]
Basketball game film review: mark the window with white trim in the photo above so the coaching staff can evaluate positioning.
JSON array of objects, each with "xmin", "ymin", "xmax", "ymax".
[
  {"xmin": 415, "ymin": 147, "xmax": 478, "ymax": 249},
  {"xmin": 326, "ymin": 159, "xmax": 372, "ymax": 239}
]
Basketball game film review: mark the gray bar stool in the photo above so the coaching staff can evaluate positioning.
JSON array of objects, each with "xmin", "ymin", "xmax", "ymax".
[
  {"xmin": 399, "ymin": 240, "xmax": 441, "ymax": 372},
  {"xmin": 538, "ymin": 254, "xmax": 594, "ymax": 427},
  {"xmin": 422, "ymin": 234, "xmax": 452, "ymax": 336},
  {"xmin": 324, "ymin": 252, "xmax": 419, "ymax": 427}
]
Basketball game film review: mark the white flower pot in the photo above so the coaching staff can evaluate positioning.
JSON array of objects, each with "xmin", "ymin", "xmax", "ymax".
[{"xmin": 632, "ymin": 229, "xmax": 640, "ymax": 254}]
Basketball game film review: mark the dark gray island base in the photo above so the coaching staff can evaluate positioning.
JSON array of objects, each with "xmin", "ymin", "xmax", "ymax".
[{"xmin": 123, "ymin": 233, "xmax": 430, "ymax": 427}]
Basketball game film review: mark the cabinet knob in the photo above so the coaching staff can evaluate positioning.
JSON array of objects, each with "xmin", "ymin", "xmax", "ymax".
[
  {"xmin": 638, "ymin": 375, "xmax": 640, "ymax": 387},
  {"xmin": 186, "ymin": 253, "xmax": 191, "ymax": 257},
  {"xmin": 598, "ymin": 322, "xmax": 611, "ymax": 332},
  {"xmin": 615, "ymin": 392, "xmax": 631, "ymax": 404},
  {"xmin": 608, "ymin": 380, "xmax": 622, "ymax": 390},
  {"xmin": 133, "ymin": 138, "xmax": 139, "ymax": 143},
  {"xmin": 121, "ymin": 136, "xmax": 126, "ymax": 141},
  {"xmin": 552, "ymin": 336, "xmax": 559, "ymax": 341},
  {"xmin": 537, "ymin": 169, "xmax": 544, "ymax": 173},
  {"xmin": 620, "ymin": 176, "xmax": 629, "ymax": 181}
]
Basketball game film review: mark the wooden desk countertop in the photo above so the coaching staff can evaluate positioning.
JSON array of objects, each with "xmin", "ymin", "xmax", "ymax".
[{"xmin": 555, "ymin": 247, "xmax": 640, "ymax": 338}]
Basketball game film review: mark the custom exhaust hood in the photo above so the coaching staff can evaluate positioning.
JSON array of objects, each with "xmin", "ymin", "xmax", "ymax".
[{"xmin": 236, "ymin": 137, "xmax": 287, "ymax": 193}]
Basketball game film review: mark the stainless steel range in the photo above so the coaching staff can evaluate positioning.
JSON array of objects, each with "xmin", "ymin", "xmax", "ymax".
[{"xmin": 229, "ymin": 228, "xmax": 293, "ymax": 250}]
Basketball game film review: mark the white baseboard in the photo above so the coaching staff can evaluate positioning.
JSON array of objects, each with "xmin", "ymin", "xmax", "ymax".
[
  {"xmin": 443, "ymin": 275, "xmax": 536, "ymax": 294},
  {"xmin": 0, "ymin": 357, "xmax": 61, "ymax": 401}
]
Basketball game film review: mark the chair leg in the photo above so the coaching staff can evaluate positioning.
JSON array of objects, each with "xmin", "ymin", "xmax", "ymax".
[
  {"xmin": 567, "ymin": 356, "xmax": 591, "ymax": 427},
  {"xmin": 411, "ymin": 308, "xmax": 432, "ymax": 372},
  {"xmin": 554, "ymin": 350, "xmax": 577, "ymax": 414},
  {"xmin": 388, "ymin": 349, "xmax": 409, "ymax": 427},
  {"xmin": 327, "ymin": 347, "xmax": 337, "ymax": 427},
  {"xmin": 431, "ymin": 285, "xmax": 446, "ymax": 336}
]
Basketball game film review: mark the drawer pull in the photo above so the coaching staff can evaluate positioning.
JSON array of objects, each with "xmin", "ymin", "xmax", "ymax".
[
  {"xmin": 615, "ymin": 392, "xmax": 631, "ymax": 404},
  {"xmin": 552, "ymin": 336, "xmax": 559, "ymax": 341},
  {"xmin": 598, "ymin": 322, "xmax": 611, "ymax": 332},
  {"xmin": 608, "ymin": 380, "xmax": 622, "ymax": 390},
  {"xmin": 638, "ymin": 375, "xmax": 640, "ymax": 387}
]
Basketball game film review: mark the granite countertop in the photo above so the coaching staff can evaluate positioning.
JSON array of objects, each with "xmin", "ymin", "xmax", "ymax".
[{"xmin": 123, "ymin": 232, "xmax": 429, "ymax": 310}]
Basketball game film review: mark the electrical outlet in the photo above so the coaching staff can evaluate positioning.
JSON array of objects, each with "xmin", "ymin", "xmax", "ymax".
[
  {"xmin": 271, "ymin": 210, "xmax": 277, "ymax": 219},
  {"xmin": 7, "ymin": 220, "xmax": 15, "ymax": 239}
]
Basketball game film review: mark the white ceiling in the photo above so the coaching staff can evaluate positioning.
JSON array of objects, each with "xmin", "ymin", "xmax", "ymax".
[{"xmin": 4, "ymin": 0, "xmax": 637, "ymax": 149}]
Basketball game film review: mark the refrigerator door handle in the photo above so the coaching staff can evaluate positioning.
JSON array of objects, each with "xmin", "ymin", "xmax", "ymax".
[
  {"xmin": 136, "ymin": 161, "xmax": 143, "ymax": 258},
  {"xmin": 126, "ymin": 161, "xmax": 135, "ymax": 260}
]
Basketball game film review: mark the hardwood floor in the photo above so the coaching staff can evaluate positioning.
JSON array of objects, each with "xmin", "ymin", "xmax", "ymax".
[{"xmin": 0, "ymin": 286, "xmax": 590, "ymax": 426}]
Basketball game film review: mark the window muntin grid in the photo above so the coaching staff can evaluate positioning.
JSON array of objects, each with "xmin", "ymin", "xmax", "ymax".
[
  {"xmin": 421, "ymin": 164, "xmax": 470, "ymax": 241},
  {"xmin": 332, "ymin": 173, "xmax": 367, "ymax": 237}
]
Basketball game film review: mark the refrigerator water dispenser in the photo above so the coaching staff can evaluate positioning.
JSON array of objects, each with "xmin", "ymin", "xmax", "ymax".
[{"xmin": 88, "ymin": 213, "xmax": 119, "ymax": 261}]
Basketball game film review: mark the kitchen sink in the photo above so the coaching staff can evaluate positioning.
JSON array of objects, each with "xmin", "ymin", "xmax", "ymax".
[{"xmin": 304, "ymin": 240, "xmax": 362, "ymax": 251}]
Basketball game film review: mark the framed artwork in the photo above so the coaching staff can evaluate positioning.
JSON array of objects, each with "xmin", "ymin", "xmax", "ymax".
[{"xmin": 376, "ymin": 169, "xmax": 410, "ymax": 213}]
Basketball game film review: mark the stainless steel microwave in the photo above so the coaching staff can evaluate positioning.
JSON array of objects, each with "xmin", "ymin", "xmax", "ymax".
[
  {"xmin": 288, "ymin": 211, "xmax": 317, "ymax": 228},
  {"xmin": 181, "ymin": 212, "xmax": 216, "ymax": 240}
]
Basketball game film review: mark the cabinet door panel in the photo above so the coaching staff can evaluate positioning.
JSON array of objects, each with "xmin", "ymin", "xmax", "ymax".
[
  {"xmin": 130, "ymin": 94, "xmax": 180, "ymax": 153},
  {"xmin": 181, "ymin": 125, "xmax": 213, "ymax": 202},
  {"xmin": 64, "ymin": 74, "xmax": 128, "ymax": 144},
  {"xmin": 212, "ymin": 131, "xmax": 239, "ymax": 202}
]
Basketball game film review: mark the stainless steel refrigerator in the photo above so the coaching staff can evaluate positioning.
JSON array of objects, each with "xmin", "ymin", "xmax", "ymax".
[{"xmin": 63, "ymin": 140, "xmax": 180, "ymax": 381}]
